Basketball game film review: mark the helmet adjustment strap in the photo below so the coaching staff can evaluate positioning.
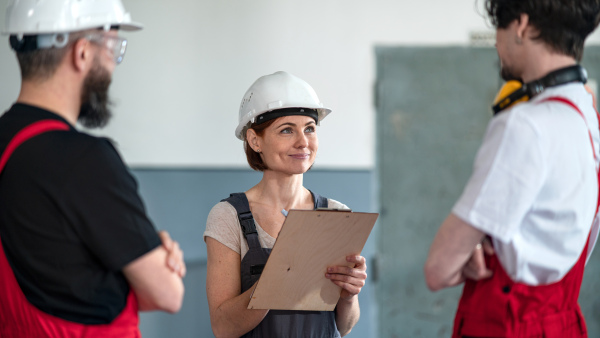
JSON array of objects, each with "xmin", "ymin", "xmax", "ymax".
[
  {"xmin": 9, "ymin": 33, "xmax": 69, "ymax": 52},
  {"xmin": 254, "ymin": 107, "xmax": 319, "ymax": 126}
]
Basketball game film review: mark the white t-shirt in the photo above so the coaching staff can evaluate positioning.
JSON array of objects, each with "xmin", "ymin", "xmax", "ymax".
[
  {"xmin": 204, "ymin": 198, "xmax": 348, "ymax": 260},
  {"xmin": 453, "ymin": 83, "xmax": 600, "ymax": 285}
]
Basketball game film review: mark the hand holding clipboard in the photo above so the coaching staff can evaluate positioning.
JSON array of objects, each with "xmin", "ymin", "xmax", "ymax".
[{"xmin": 247, "ymin": 209, "xmax": 378, "ymax": 311}]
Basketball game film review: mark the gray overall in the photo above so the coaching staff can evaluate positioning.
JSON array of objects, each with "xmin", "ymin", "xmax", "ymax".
[{"xmin": 222, "ymin": 192, "xmax": 342, "ymax": 338}]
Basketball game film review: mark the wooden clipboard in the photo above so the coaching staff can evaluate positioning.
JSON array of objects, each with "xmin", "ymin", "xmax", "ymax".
[{"xmin": 247, "ymin": 209, "xmax": 378, "ymax": 311}]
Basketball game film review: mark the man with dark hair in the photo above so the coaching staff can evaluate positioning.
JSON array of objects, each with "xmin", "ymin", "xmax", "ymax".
[
  {"xmin": 425, "ymin": 1, "xmax": 600, "ymax": 337},
  {"xmin": 0, "ymin": 0, "xmax": 185, "ymax": 336}
]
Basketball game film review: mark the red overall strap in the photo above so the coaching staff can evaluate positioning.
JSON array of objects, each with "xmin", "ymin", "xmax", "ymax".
[
  {"xmin": 543, "ymin": 96, "xmax": 598, "ymax": 160},
  {"xmin": 543, "ymin": 96, "xmax": 600, "ymax": 209},
  {"xmin": 0, "ymin": 120, "xmax": 141, "ymax": 337},
  {"xmin": 453, "ymin": 96, "xmax": 599, "ymax": 338},
  {"xmin": 0, "ymin": 120, "xmax": 70, "ymax": 172},
  {"xmin": 543, "ymin": 97, "xmax": 600, "ymax": 264}
]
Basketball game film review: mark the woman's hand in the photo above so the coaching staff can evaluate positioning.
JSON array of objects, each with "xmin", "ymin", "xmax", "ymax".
[{"xmin": 326, "ymin": 255, "xmax": 367, "ymax": 300}]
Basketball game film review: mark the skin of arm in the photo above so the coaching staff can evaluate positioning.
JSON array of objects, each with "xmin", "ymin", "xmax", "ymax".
[
  {"xmin": 122, "ymin": 242, "xmax": 185, "ymax": 313},
  {"xmin": 327, "ymin": 255, "xmax": 367, "ymax": 336},
  {"xmin": 424, "ymin": 213, "xmax": 488, "ymax": 291},
  {"xmin": 206, "ymin": 237, "xmax": 269, "ymax": 337}
]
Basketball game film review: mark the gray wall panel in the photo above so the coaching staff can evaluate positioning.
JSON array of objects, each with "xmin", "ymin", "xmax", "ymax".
[{"xmin": 375, "ymin": 47, "xmax": 499, "ymax": 337}]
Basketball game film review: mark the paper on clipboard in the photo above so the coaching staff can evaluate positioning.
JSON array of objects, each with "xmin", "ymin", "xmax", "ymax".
[{"xmin": 247, "ymin": 209, "xmax": 378, "ymax": 311}]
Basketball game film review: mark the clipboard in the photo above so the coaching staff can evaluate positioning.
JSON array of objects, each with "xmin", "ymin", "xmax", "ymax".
[{"xmin": 247, "ymin": 209, "xmax": 378, "ymax": 311}]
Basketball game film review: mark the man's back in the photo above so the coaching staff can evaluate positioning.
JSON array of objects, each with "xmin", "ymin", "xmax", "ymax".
[
  {"xmin": 452, "ymin": 82, "xmax": 599, "ymax": 285},
  {"xmin": 0, "ymin": 103, "xmax": 161, "ymax": 324}
]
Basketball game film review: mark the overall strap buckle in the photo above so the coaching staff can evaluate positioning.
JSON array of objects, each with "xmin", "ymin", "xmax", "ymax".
[{"xmin": 239, "ymin": 211, "xmax": 257, "ymax": 236}]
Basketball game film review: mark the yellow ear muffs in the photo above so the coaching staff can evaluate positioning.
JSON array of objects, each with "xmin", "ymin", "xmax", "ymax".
[
  {"xmin": 491, "ymin": 65, "xmax": 588, "ymax": 115},
  {"xmin": 492, "ymin": 80, "xmax": 529, "ymax": 113}
]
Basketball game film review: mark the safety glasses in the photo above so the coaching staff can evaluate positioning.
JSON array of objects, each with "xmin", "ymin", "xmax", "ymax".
[{"xmin": 85, "ymin": 33, "xmax": 128, "ymax": 65}]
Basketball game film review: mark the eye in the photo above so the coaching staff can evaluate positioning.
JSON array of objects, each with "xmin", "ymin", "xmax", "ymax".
[
  {"xmin": 305, "ymin": 126, "xmax": 315, "ymax": 133},
  {"xmin": 280, "ymin": 127, "xmax": 293, "ymax": 134}
]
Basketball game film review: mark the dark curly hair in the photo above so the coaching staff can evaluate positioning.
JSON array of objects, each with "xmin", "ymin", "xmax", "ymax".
[{"xmin": 484, "ymin": 0, "xmax": 600, "ymax": 61}]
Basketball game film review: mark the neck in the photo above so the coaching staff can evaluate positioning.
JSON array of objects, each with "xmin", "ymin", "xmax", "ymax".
[
  {"xmin": 250, "ymin": 170, "xmax": 310, "ymax": 211},
  {"xmin": 17, "ymin": 73, "xmax": 81, "ymax": 126},
  {"xmin": 520, "ymin": 47, "xmax": 577, "ymax": 83}
]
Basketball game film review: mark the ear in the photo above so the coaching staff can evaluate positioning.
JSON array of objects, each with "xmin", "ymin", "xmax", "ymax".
[
  {"xmin": 71, "ymin": 38, "xmax": 93, "ymax": 73},
  {"xmin": 516, "ymin": 13, "xmax": 530, "ymax": 40},
  {"xmin": 246, "ymin": 128, "xmax": 261, "ymax": 152}
]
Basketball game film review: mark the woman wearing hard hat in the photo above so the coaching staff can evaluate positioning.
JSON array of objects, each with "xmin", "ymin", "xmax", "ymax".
[{"xmin": 204, "ymin": 71, "xmax": 366, "ymax": 337}]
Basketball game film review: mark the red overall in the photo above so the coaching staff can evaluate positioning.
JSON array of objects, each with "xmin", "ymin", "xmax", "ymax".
[
  {"xmin": 453, "ymin": 97, "xmax": 600, "ymax": 338},
  {"xmin": 0, "ymin": 120, "xmax": 141, "ymax": 338}
]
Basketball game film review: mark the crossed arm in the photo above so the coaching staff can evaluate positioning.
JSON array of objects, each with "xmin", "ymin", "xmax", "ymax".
[
  {"xmin": 123, "ymin": 231, "xmax": 186, "ymax": 313},
  {"xmin": 424, "ymin": 213, "xmax": 493, "ymax": 291}
]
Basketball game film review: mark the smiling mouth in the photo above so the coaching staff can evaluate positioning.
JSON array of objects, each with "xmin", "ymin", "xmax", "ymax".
[{"xmin": 290, "ymin": 154, "xmax": 310, "ymax": 159}]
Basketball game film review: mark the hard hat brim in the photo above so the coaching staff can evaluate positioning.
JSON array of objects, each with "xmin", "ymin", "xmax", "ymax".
[
  {"xmin": 2, "ymin": 21, "xmax": 144, "ymax": 35},
  {"xmin": 118, "ymin": 22, "xmax": 144, "ymax": 31},
  {"xmin": 235, "ymin": 106, "xmax": 332, "ymax": 140}
]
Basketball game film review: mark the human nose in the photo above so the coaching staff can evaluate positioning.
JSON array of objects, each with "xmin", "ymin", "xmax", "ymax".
[{"xmin": 295, "ymin": 132, "xmax": 309, "ymax": 148}]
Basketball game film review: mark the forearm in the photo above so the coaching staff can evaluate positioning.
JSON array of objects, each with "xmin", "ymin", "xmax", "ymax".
[
  {"xmin": 124, "ymin": 246, "xmax": 185, "ymax": 313},
  {"xmin": 210, "ymin": 285, "xmax": 269, "ymax": 338},
  {"xmin": 424, "ymin": 213, "xmax": 485, "ymax": 291},
  {"xmin": 136, "ymin": 277, "xmax": 184, "ymax": 312},
  {"xmin": 335, "ymin": 295, "xmax": 360, "ymax": 337},
  {"xmin": 424, "ymin": 259, "xmax": 466, "ymax": 291}
]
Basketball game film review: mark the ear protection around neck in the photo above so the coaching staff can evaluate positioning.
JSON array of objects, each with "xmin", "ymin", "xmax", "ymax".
[{"xmin": 492, "ymin": 65, "xmax": 588, "ymax": 115}]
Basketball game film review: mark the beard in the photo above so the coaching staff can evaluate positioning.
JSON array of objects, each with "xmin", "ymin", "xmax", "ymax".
[
  {"xmin": 500, "ymin": 63, "xmax": 522, "ymax": 83},
  {"xmin": 78, "ymin": 57, "xmax": 113, "ymax": 129}
]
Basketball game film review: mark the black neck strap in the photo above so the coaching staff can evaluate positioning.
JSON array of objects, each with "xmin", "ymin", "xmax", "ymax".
[{"xmin": 492, "ymin": 65, "xmax": 588, "ymax": 115}]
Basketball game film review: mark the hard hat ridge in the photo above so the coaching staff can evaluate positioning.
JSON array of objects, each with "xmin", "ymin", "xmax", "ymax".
[{"xmin": 3, "ymin": 0, "xmax": 142, "ymax": 37}]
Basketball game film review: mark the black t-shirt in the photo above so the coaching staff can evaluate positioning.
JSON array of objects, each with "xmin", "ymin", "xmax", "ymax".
[{"xmin": 0, "ymin": 103, "xmax": 161, "ymax": 324}]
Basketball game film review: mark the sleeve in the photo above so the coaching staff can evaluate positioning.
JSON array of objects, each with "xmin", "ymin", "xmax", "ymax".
[
  {"xmin": 327, "ymin": 198, "xmax": 351, "ymax": 211},
  {"xmin": 204, "ymin": 201, "xmax": 242, "ymax": 255},
  {"xmin": 452, "ymin": 111, "xmax": 546, "ymax": 242},
  {"xmin": 60, "ymin": 138, "xmax": 161, "ymax": 271}
]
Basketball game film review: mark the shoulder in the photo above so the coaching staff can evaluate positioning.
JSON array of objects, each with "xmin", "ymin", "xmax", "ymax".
[
  {"xmin": 7, "ymin": 125, "xmax": 130, "ymax": 189},
  {"xmin": 67, "ymin": 134, "xmax": 123, "ymax": 166},
  {"xmin": 498, "ymin": 84, "xmax": 594, "ymax": 146},
  {"xmin": 30, "ymin": 129, "xmax": 123, "ymax": 167},
  {"xmin": 481, "ymin": 101, "xmax": 544, "ymax": 156},
  {"xmin": 520, "ymin": 84, "xmax": 589, "ymax": 123},
  {"xmin": 206, "ymin": 201, "xmax": 241, "ymax": 237},
  {"xmin": 207, "ymin": 201, "xmax": 239, "ymax": 223},
  {"xmin": 205, "ymin": 201, "xmax": 242, "ymax": 254},
  {"xmin": 55, "ymin": 135, "xmax": 133, "ymax": 187}
]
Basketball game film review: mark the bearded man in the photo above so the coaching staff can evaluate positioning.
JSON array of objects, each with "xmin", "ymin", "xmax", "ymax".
[{"xmin": 0, "ymin": 1, "xmax": 185, "ymax": 336}]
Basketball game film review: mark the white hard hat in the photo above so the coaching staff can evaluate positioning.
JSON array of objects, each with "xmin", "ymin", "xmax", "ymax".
[
  {"xmin": 236, "ymin": 71, "xmax": 332, "ymax": 140},
  {"xmin": 3, "ymin": 0, "xmax": 142, "ymax": 36}
]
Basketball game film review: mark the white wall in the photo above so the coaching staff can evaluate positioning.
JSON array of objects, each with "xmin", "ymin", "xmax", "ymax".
[{"xmin": 2, "ymin": 0, "xmax": 600, "ymax": 169}]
